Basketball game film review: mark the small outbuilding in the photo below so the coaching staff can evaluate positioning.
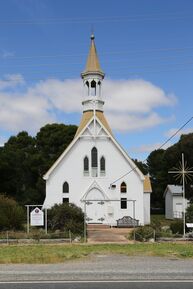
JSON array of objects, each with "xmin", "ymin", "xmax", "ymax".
[{"xmin": 163, "ymin": 185, "xmax": 189, "ymax": 219}]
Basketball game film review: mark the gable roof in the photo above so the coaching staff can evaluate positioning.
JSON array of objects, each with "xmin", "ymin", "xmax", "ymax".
[
  {"xmin": 163, "ymin": 184, "xmax": 183, "ymax": 198},
  {"xmin": 74, "ymin": 111, "xmax": 113, "ymax": 138},
  {"xmin": 143, "ymin": 175, "xmax": 152, "ymax": 193},
  {"xmin": 43, "ymin": 114, "xmax": 144, "ymax": 181}
]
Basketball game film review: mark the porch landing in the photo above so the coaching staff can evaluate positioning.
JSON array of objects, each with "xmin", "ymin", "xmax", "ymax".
[{"xmin": 87, "ymin": 224, "xmax": 133, "ymax": 243}]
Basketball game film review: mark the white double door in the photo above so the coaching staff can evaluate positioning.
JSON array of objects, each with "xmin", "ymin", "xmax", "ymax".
[{"xmin": 85, "ymin": 188, "xmax": 106, "ymax": 223}]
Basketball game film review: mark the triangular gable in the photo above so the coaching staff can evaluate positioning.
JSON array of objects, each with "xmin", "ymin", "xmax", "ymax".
[
  {"xmin": 43, "ymin": 114, "xmax": 144, "ymax": 181},
  {"xmin": 80, "ymin": 181, "xmax": 109, "ymax": 201},
  {"xmin": 43, "ymin": 115, "xmax": 96, "ymax": 180},
  {"xmin": 81, "ymin": 118, "xmax": 109, "ymax": 138},
  {"xmin": 95, "ymin": 117, "xmax": 144, "ymax": 181},
  {"xmin": 74, "ymin": 111, "xmax": 112, "ymax": 137}
]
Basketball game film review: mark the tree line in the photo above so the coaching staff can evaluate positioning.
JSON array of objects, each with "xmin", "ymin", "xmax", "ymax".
[
  {"xmin": 0, "ymin": 123, "xmax": 77, "ymax": 205},
  {"xmin": 0, "ymin": 123, "xmax": 192, "ymax": 209}
]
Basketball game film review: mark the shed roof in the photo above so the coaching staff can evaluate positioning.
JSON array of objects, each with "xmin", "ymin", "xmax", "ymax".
[{"xmin": 143, "ymin": 175, "xmax": 152, "ymax": 193}]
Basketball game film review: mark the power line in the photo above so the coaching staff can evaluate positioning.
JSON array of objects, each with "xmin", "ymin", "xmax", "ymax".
[
  {"xmin": 0, "ymin": 64, "xmax": 193, "ymax": 82},
  {"xmin": 1, "ymin": 46, "xmax": 193, "ymax": 60},
  {"xmin": 0, "ymin": 59, "xmax": 193, "ymax": 69},
  {"xmin": 0, "ymin": 11, "xmax": 192, "ymax": 25},
  {"xmin": 110, "ymin": 116, "xmax": 193, "ymax": 185}
]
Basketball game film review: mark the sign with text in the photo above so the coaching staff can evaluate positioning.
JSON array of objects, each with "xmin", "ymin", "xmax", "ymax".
[
  {"xmin": 30, "ymin": 207, "xmax": 44, "ymax": 226},
  {"xmin": 186, "ymin": 223, "xmax": 193, "ymax": 228}
]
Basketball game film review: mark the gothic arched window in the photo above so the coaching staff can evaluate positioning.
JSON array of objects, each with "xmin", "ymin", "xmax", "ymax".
[
  {"xmin": 91, "ymin": 80, "xmax": 96, "ymax": 96},
  {"xmin": 120, "ymin": 182, "xmax": 127, "ymax": 193},
  {"xmin": 100, "ymin": 156, "xmax": 105, "ymax": 176},
  {"xmin": 85, "ymin": 81, "xmax": 89, "ymax": 96},
  {"xmin": 63, "ymin": 181, "xmax": 69, "ymax": 193},
  {"xmin": 91, "ymin": 147, "xmax": 98, "ymax": 177},
  {"xmin": 98, "ymin": 80, "xmax": 101, "ymax": 96},
  {"xmin": 84, "ymin": 156, "xmax": 89, "ymax": 176}
]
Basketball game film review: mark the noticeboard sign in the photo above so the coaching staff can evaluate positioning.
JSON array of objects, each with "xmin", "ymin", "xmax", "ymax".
[
  {"xmin": 186, "ymin": 223, "xmax": 193, "ymax": 228},
  {"xmin": 30, "ymin": 207, "xmax": 44, "ymax": 226}
]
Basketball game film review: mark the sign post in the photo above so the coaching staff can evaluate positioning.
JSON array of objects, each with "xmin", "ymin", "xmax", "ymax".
[
  {"xmin": 25, "ymin": 205, "xmax": 47, "ymax": 234},
  {"xmin": 30, "ymin": 207, "xmax": 44, "ymax": 226}
]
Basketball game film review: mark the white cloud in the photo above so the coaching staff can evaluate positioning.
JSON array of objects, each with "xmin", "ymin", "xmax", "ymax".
[
  {"xmin": 34, "ymin": 78, "xmax": 82, "ymax": 112},
  {"xmin": 0, "ymin": 74, "xmax": 25, "ymax": 90},
  {"xmin": 106, "ymin": 112, "xmax": 171, "ymax": 132},
  {"xmin": 103, "ymin": 79, "xmax": 176, "ymax": 113},
  {"xmin": 0, "ymin": 75, "xmax": 177, "ymax": 135}
]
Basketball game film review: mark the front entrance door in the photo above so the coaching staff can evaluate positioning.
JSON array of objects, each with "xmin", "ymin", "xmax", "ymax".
[{"xmin": 85, "ymin": 188, "xmax": 106, "ymax": 223}]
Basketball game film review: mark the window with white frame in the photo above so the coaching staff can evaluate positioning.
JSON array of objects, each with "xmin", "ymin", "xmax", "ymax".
[
  {"xmin": 63, "ymin": 181, "xmax": 69, "ymax": 193},
  {"xmin": 100, "ymin": 156, "xmax": 106, "ymax": 176},
  {"xmin": 91, "ymin": 147, "xmax": 98, "ymax": 177},
  {"xmin": 83, "ymin": 156, "xmax": 89, "ymax": 176}
]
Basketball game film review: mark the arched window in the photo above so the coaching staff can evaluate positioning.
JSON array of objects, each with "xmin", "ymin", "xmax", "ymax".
[
  {"xmin": 85, "ymin": 81, "xmax": 89, "ymax": 96},
  {"xmin": 91, "ymin": 80, "xmax": 96, "ymax": 96},
  {"xmin": 120, "ymin": 182, "xmax": 127, "ymax": 193},
  {"xmin": 63, "ymin": 181, "xmax": 69, "ymax": 193},
  {"xmin": 100, "ymin": 156, "xmax": 105, "ymax": 176},
  {"xmin": 98, "ymin": 81, "xmax": 101, "ymax": 96},
  {"xmin": 91, "ymin": 147, "xmax": 98, "ymax": 177},
  {"xmin": 84, "ymin": 156, "xmax": 89, "ymax": 176}
]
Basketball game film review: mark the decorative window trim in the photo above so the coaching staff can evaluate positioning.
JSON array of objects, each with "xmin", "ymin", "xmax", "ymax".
[
  {"xmin": 91, "ymin": 147, "xmax": 98, "ymax": 177},
  {"xmin": 63, "ymin": 181, "xmax": 69, "ymax": 193},
  {"xmin": 120, "ymin": 181, "xmax": 127, "ymax": 193},
  {"xmin": 83, "ymin": 156, "xmax": 89, "ymax": 176},
  {"xmin": 100, "ymin": 156, "xmax": 106, "ymax": 176}
]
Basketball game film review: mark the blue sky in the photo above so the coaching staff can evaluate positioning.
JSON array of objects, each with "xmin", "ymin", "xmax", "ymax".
[{"xmin": 0, "ymin": 0, "xmax": 193, "ymax": 160}]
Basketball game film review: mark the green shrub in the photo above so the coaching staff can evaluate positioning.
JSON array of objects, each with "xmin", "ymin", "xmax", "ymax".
[
  {"xmin": 130, "ymin": 226, "xmax": 155, "ymax": 242},
  {"xmin": 186, "ymin": 204, "xmax": 193, "ymax": 223},
  {"xmin": 47, "ymin": 203, "xmax": 84, "ymax": 235},
  {"xmin": 0, "ymin": 194, "xmax": 25, "ymax": 230},
  {"xmin": 170, "ymin": 220, "xmax": 183, "ymax": 234}
]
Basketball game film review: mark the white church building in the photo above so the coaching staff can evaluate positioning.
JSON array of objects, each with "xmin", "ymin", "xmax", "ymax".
[{"xmin": 43, "ymin": 35, "xmax": 152, "ymax": 226}]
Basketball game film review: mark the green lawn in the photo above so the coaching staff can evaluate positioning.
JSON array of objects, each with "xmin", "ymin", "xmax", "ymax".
[{"xmin": 0, "ymin": 243, "xmax": 193, "ymax": 264}]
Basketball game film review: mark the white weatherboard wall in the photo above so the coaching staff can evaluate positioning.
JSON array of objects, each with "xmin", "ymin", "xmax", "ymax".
[
  {"xmin": 44, "ymin": 132, "xmax": 145, "ymax": 226},
  {"xmin": 144, "ymin": 193, "xmax": 150, "ymax": 224},
  {"xmin": 165, "ymin": 188, "xmax": 189, "ymax": 220}
]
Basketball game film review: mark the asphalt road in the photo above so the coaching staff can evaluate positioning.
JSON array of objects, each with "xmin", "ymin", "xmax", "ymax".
[
  {"xmin": 0, "ymin": 281, "xmax": 193, "ymax": 289},
  {"xmin": 1, "ymin": 255, "xmax": 193, "ymax": 282}
]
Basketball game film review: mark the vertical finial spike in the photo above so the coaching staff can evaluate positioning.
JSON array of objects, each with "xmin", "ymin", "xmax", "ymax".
[{"xmin": 91, "ymin": 25, "xmax": 94, "ymax": 40}]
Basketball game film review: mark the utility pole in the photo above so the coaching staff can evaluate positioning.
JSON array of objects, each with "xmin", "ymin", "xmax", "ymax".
[{"xmin": 169, "ymin": 153, "xmax": 193, "ymax": 237}]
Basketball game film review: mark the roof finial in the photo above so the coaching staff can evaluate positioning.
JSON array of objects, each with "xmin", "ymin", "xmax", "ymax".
[
  {"xmin": 81, "ymin": 31, "xmax": 104, "ymax": 78},
  {"xmin": 91, "ymin": 25, "xmax": 95, "ymax": 40}
]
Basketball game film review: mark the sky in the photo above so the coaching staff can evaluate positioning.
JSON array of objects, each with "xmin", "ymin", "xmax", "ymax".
[{"xmin": 0, "ymin": 0, "xmax": 193, "ymax": 160}]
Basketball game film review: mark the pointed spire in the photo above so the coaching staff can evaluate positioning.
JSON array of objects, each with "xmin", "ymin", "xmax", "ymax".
[{"xmin": 81, "ymin": 34, "xmax": 104, "ymax": 78}]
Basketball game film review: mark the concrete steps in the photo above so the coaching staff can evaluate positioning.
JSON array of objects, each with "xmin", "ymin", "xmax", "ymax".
[{"xmin": 87, "ymin": 224, "xmax": 110, "ymax": 230}]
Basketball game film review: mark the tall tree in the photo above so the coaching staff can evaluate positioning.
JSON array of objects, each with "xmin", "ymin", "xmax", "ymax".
[
  {"xmin": 0, "ymin": 123, "xmax": 77, "ymax": 205},
  {"xmin": 147, "ymin": 133, "xmax": 193, "ymax": 208}
]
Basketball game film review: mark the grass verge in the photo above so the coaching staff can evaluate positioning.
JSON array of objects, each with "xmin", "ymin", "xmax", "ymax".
[{"xmin": 0, "ymin": 243, "xmax": 193, "ymax": 264}]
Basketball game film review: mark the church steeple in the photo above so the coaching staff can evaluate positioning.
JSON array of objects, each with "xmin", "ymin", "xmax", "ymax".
[
  {"xmin": 81, "ymin": 34, "xmax": 105, "ymax": 112},
  {"xmin": 81, "ymin": 34, "xmax": 104, "ymax": 77}
]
